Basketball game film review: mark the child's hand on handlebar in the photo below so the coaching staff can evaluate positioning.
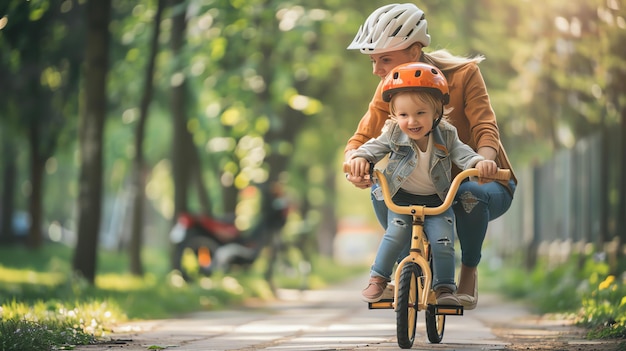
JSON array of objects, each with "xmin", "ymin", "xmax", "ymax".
[
  {"xmin": 347, "ymin": 157, "xmax": 373, "ymax": 189},
  {"xmin": 475, "ymin": 160, "xmax": 498, "ymax": 183}
]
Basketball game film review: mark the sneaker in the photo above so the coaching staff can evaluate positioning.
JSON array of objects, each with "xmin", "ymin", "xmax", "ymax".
[
  {"xmin": 435, "ymin": 288, "xmax": 461, "ymax": 306},
  {"xmin": 380, "ymin": 283, "xmax": 395, "ymax": 300},
  {"xmin": 362, "ymin": 276, "xmax": 388, "ymax": 302}
]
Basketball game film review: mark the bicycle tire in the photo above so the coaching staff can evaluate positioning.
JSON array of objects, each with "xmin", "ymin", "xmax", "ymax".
[
  {"xmin": 396, "ymin": 262, "xmax": 420, "ymax": 349},
  {"xmin": 172, "ymin": 234, "xmax": 220, "ymax": 281},
  {"xmin": 425, "ymin": 304, "xmax": 445, "ymax": 343},
  {"xmin": 426, "ymin": 246, "xmax": 445, "ymax": 343}
]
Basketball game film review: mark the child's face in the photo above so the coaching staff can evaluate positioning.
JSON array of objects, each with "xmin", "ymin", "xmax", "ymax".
[{"xmin": 391, "ymin": 93, "xmax": 438, "ymax": 141}]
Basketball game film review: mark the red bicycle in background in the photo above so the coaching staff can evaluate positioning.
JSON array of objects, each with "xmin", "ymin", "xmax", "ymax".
[{"xmin": 169, "ymin": 183, "xmax": 311, "ymax": 290}]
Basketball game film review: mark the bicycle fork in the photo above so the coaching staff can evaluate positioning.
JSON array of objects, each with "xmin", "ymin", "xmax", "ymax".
[
  {"xmin": 366, "ymin": 214, "xmax": 463, "ymax": 316},
  {"xmin": 392, "ymin": 217, "xmax": 432, "ymax": 312}
]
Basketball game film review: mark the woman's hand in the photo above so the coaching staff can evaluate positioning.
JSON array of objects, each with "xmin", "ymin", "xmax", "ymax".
[
  {"xmin": 346, "ymin": 157, "xmax": 372, "ymax": 189},
  {"xmin": 346, "ymin": 173, "xmax": 373, "ymax": 189},
  {"xmin": 475, "ymin": 160, "xmax": 498, "ymax": 179}
]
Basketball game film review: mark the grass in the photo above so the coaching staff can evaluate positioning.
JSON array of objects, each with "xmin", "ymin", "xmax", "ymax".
[
  {"xmin": 481, "ymin": 250, "xmax": 626, "ymax": 339},
  {"xmin": 0, "ymin": 242, "xmax": 368, "ymax": 350},
  {"xmin": 0, "ymin": 317, "xmax": 95, "ymax": 351},
  {"xmin": 14, "ymin": 239, "xmax": 625, "ymax": 347}
]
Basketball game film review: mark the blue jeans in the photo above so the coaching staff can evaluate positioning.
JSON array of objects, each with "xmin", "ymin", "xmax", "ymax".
[
  {"xmin": 370, "ymin": 190, "xmax": 457, "ymax": 292},
  {"xmin": 452, "ymin": 180, "xmax": 516, "ymax": 266},
  {"xmin": 371, "ymin": 180, "xmax": 516, "ymax": 278}
]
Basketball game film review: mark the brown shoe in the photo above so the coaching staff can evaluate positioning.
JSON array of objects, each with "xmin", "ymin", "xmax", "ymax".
[
  {"xmin": 457, "ymin": 265, "xmax": 478, "ymax": 310},
  {"xmin": 362, "ymin": 276, "xmax": 388, "ymax": 302},
  {"xmin": 435, "ymin": 287, "xmax": 461, "ymax": 306},
  {"xmin": 381, "ymin": 283, "xmax": 395, "ymax": 300}
]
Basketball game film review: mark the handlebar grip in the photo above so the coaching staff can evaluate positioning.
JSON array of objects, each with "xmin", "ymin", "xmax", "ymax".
[
  {"xmin": 480, "ymin": 169, "xmax": 511, "ymax": 181},
  {"xmin": 343, "ymin": 162, "xmax": 374, "ymax": 180}
]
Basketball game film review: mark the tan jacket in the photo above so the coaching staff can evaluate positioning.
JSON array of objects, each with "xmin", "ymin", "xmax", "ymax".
[{"xmin": 345, "ymin": 62, "xmax": 517, "ymax": 189}]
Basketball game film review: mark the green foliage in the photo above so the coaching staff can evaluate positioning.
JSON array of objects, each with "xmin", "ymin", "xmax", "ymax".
[
  {"xmin": 0, "ymin": 242, "xmax": 366, "ymax": 349},
  {"xmin": 0, "ymin": 317, "xmax": 95, "ymax": 351},
  {"xmin": 489, "ymin": 253, "xmax": 626, "ymax": 339},
  {"xmin": 3, "ymin": 0, "xmax": 622, "ymax": 259},
  {"xmin": 578, "ymin": 274, "xmax": 626, "ymax": 339},
  {"xmin": 492, "ymin": 257, "xmax": 582, "ymax": 312},
  {"xmin": 0, "ymin": 243, "xmax": 254, "ymax": 316}
]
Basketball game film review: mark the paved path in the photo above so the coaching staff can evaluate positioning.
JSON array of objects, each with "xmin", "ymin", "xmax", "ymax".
[{"xmin": 75, "ymin": 275, "xmax": 622, "ymax": 351}]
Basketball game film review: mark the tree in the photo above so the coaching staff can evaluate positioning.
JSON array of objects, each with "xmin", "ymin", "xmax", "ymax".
[
  {"xmin": 169, "ymin": 0, "xmax": 193, "ymax": 220},
  {"xmin": 128, "ymin": 0, "xmax": 165, "ymax": 277},
  {"xmin": 72, "ymin": 0, "xmax": 112, "ymax": 284},
  {"xmin": 178, "ymin": 1, "xmax": 364, "ymax": 257},
  {"xmin": 0, "ymin": 132, "xmax": 17, "ymax": 243},
  {"xmin": 0, "ymin": 0, "xmax": 83, "ymax": 248}
]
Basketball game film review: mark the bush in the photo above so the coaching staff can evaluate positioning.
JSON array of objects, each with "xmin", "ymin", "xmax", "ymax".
[
  {"xmin": 489, "ymin": 252, "xmax": 626, "ymax": 339},
  {"xmin": 577, "ymin": 274, "xmax": 626, "ymax": 338}
]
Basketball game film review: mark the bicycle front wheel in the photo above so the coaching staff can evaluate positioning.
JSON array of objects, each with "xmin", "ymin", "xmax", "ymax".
[
  {"xmin": 396, "ymin": 262, "xmax": 420, "ymax": 349},
  {"xmin": 425, "ymin": 304, "xmax": 445, "ymax": 343}
]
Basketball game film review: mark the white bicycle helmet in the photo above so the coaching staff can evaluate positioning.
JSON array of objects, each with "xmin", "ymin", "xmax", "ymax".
[{"xmin": 347, "ymin": 3, "xmax": 430, "ymax": 54}]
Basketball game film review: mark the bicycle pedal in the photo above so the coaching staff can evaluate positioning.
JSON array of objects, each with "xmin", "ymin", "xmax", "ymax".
[
  {"xmin": 432, "ymin": 304, "xmax": 464, "ymax": 315},
  {"xmin": 368, "ymin": 299, "xmax": 394, "ymax": 309}
]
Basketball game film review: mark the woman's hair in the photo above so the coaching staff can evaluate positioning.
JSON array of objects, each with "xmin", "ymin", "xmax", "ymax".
[
  {"xmin": 421, "ymin": 48, "xmax": 485, "ymax": 73},
  {"xmin": 389, "ymin": 90, "xmax": 452, "ymax": 121}
]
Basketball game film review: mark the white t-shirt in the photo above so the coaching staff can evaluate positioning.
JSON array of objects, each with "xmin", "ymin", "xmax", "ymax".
[{"xmin": 401, "ymin": 137, "xmax": 437, "ymax": 196}]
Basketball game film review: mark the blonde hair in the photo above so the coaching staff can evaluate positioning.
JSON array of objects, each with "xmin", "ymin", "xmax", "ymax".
[
  {"xmin": 389, "ymin": 90, "xmax": 452, "ymax": 121},
  {"xmin": 422, "ymin": 49, "xmax": 484, "ymax": 73},
  {"xmin": 404, "ymin": 43, "xmax": 484, "ymax": 73}
]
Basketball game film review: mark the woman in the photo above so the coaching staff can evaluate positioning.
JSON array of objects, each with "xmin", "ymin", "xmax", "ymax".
[{"xmin": 344, "ymin": 3, "xmax": 517, "ymax": 310}]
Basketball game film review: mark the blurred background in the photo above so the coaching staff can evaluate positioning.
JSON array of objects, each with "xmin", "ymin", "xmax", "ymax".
[{"xmin": 0, "ymin": 0, "xmax": 624, "ymax": 282}]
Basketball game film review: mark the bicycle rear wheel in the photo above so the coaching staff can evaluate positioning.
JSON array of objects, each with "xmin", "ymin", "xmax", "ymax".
[
  {"xmin": 425, "ymin": 304, "xmax": 445, "ymax": 343},
  {"xmin": 396, "ymin": 262, "xmax": 420, "ymax": 349}
]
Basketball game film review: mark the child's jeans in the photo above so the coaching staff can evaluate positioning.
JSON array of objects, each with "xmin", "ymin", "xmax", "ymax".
[
  {"xmin": 369, "ymin": 189, "xmax": 456, "ymax": 292},
  {"xmin": 372, "ymin": 179, "xmax": 515, "ymax": 268}
]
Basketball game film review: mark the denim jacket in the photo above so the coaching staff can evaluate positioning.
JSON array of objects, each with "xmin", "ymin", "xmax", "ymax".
[{"xmin": 352, "ymin": 120, "xmax": 484, "ymax": 202}]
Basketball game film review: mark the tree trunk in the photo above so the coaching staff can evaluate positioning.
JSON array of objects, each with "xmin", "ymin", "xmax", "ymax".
[
  {"xmin": 27, "ymin": 122, "xmax": 44, "ymax": 248},
  {"xmin": 169, "ymin": 0, "xmax": 191, "ymax": 220},
  {"xmin": 0, "ymin": 136, "xmax": 16, "ymax": 243},
  {"xmin": 190, "ymin": 137, "xmax": 212, "ymax": 215},
  {"xmin": 618, "ymin": 104, "xmax": 626, "ymax": 246},
  {"xmin": 72, "ymin": 0, "xmax": 111, "ymax": 284},
  {"xmin": 129, "ymin": 0, "xmax": 164, "ymax": 277}
]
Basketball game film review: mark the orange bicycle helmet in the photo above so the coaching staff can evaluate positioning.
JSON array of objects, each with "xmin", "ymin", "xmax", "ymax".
[{"xmin": 382, "ymin": 62, "xmax": 449, "ymax": 105}]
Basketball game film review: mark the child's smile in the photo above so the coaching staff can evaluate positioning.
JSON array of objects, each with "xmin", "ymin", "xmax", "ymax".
[
  {"xmin": 392, "ymin": 93, "xmax": 437, "ymax": 145},
  {"xmin": 407, "ymin": 126, "xmax": 424, "ymax": 134}
]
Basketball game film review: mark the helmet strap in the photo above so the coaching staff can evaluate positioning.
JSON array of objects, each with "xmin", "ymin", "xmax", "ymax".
[{"xmin": 425, "ymin": 112, "xmax": 443, "ymax": 136}]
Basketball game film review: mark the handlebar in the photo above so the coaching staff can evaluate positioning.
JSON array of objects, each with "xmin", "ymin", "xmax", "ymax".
[{"xmin": 343, "ymin": 163, "xmax": 511, "ymax": 217}]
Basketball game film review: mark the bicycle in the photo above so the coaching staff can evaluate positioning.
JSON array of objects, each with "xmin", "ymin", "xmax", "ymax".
[
  {"xmin": 169, "ymin": 213, "xmax": 256, "ymax": 281},
  {"xmin": 170, "ymin": 184, "xmax": 289, "ymax": 281},
  {"xmin": 344, "ymin": 164, "xmax": 510, "ymax": 347}
]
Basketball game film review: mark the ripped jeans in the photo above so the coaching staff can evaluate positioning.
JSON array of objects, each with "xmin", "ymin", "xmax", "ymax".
[
  {"xmin": 452, "ymin": 179, "xmax": 516, "ymax": 266},
  {"xmin": 370, "ymin": 189, "xmax": 457, "ymax": 292},
  {"xmin": 372, "ymin": 179, "xmax": 516, "ymax": 272}
]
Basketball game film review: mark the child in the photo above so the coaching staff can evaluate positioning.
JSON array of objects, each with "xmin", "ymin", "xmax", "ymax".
[{"xmin": 348, "ymin": 62, "xmax": 498, "ymax": 304}]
